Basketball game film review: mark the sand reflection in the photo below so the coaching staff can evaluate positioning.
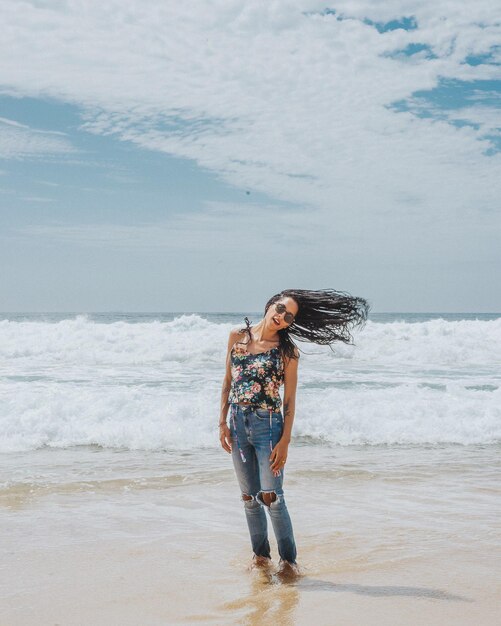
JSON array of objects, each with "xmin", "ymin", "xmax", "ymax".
[{"xmin": 221, "ymin": 567, "xmax": 300, "ymax": 626}]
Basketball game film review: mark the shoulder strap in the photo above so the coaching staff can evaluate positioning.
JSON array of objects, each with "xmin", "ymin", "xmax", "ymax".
[{"xmin": 243, "ymin": 317, "xmax": 253, "ymax": 344}]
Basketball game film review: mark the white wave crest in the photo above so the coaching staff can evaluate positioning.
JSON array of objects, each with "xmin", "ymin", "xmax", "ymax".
[{"xmin": 0, "ymin": 315, "xmax": 499, "ymax": 451}]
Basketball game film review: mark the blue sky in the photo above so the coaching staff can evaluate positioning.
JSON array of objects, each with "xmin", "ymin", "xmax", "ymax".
[{"xmin": 1, "ymin": 1, "xmax": 500, "ymax": 312}]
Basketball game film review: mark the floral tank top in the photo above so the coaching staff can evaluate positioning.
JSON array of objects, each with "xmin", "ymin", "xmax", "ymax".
[{"xmin": 228, "ymin": 341, "xmax": 284, "ymax": 410}]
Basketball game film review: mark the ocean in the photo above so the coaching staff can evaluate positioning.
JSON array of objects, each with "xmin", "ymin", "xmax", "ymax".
[
  {"xmin": 1, "ymin": 311, "xmax": 500, "ymax": 450},
  {"xmin": 1, "ymin": 311, "xmax": 500, "ymax": 625}
]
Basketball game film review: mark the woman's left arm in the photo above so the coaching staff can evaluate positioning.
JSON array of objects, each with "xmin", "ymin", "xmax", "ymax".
[{"xmin": 269, "ymin": 348, "xmax": 299, "ymax": 474}]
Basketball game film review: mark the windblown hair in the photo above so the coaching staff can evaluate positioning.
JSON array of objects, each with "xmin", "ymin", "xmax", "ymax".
[{"xmin": 240, "ymin": 288, "xmax": 370, "ymax": 361}]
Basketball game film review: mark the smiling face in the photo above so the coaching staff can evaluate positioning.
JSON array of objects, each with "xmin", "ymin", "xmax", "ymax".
[{"xmin": 265, "ymin": 296, "xmax": 299, "ymax": 332}]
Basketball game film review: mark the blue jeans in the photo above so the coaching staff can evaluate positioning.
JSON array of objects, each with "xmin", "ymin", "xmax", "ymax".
[{"xmin": 229, "ymin": 403, "xmax": 297, "ymax": 564}]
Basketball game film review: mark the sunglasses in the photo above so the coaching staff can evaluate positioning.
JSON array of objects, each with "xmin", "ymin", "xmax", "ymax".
[{"xmin": 275, "ymin": 303, "xmax": 295, "ymax": 324}]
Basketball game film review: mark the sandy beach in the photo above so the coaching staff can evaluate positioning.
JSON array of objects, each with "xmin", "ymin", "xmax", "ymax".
[
  {"xmin": 1, "ymin": 312, "xmax": 500, "ymax": 624},
  {"xmin": 2, "ymin": 444, "xmax": 500, "ymax": 625},
  {"xmin": 3, "ymin": 0, "xmax": 501, "ymax": 618}
]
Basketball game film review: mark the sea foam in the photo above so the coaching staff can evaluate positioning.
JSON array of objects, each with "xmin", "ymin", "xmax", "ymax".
[{"xmin": 1, "ymin": 314, "xmax": 500, "ymax": 451}]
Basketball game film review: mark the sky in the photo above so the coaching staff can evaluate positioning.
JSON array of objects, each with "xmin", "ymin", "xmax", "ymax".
[{"xmin": 0, "ymin": 0, "xmax": 500, "ymax": 313}]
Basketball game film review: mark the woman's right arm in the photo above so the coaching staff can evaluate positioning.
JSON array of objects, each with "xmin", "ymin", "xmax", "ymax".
[{"xmin": 219, "ymin": 328, "xmax": 241, "ymax": 453}]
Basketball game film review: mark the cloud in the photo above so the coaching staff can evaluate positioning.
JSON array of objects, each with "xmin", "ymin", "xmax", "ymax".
[
  {"xmin": 35, "ymin": 180, "xmax": 61, "ymax": 187},
  {"xmin": 0, "ymin": 116, "xmax": 76, "ymax": 159},
  {"xmin": 0, "ymin": 0, "xmax": 499, "ymax": 271},
  {"xmin": 11, "ymin": 200, "xmax": 321, "ymax": 252}
]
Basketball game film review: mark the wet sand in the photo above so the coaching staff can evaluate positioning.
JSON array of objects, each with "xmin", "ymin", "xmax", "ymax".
[
  {"xmin": 3, "ymin": 538, "xmax": 500, "ymax": 625},
  {"xmin": 1, "ymin": 445, "xmax": 500, "ymax": 625}
]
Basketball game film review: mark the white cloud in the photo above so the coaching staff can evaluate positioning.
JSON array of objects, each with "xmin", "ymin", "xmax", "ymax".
[
  {"xmin": 0, "ymin": 2, "xmax": 499, "ymax": 215},
  {"xmin": 12, "ymin": 200, "xmax": 319, "ymax": 251},
  {"xmin": 449, "ymin": 106, "xmax": 501, "ymax": 135},
  {"xmin": 0, "ymin": 116, "xmax": 75, "ymax": 159},
  {"xmin": 0, "ymin": 1, "xmax": 500, "ymax": 310},
  {"xmin": 35, "ymin": 180, "xmax": 61, "ymax": 187}
]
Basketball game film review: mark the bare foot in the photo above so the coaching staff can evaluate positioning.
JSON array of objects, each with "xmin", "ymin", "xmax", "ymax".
[
  {"xmin": 250, "ymin": 555, "xmax": 272, "ymax": 570},
  {"xmin": 275, "ymin": 560, "xmax": 301, "ymax": 582}
]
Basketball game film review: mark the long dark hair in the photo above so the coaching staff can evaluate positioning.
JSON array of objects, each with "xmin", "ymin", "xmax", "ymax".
[{"xmin": 240, "ymin": 288, "xmax": 370, "ymax": 361}]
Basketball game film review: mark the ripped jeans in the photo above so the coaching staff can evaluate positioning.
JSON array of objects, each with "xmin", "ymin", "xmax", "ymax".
[{"xmin": 229, "ymin": 403, "xmax": 297, "ymax": 564}]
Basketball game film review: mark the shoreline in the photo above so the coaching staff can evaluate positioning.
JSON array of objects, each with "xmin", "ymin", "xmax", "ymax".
[
  {"xmin": 1, "ymin": 445, "xmax": 500, "ymax": 625},
  {"xmin": 2, "ymin": 527, "xmax": 499, "ymax": 625}
]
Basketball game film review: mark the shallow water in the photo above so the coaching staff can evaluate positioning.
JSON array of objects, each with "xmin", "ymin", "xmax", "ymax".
[
  {"xmin": 1, "ymin": 444, "xmax": 500, "ymax": 624},
  {"xmin": 2, "ymin": 444, "xmax": 499, "ymax": 556}
]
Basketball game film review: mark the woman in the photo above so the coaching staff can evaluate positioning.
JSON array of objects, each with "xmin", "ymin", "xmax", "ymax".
[{"xmin": 219, "ymin": 288, "xmax": 369, "ymax": 575}]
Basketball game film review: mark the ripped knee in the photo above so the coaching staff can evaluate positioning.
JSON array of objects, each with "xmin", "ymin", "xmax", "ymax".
[
  {"xmin": 257, "ymin": 491, "xmax": 277, "ymax": 507},
  {"xmin": 241, "ymin": 493, "xmax": 261, "ymax": 509}
]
